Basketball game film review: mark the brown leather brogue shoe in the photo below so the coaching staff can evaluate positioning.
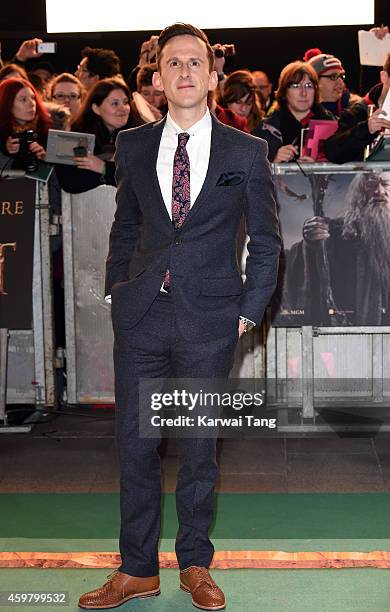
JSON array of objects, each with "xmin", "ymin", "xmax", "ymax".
[
  {"xmin": 180, "ymin": 566, "xmax": 226, "ymax": 610},
  {"xmin": 78, "ymin": 570, "xmax": 160, "ymax": 609}
]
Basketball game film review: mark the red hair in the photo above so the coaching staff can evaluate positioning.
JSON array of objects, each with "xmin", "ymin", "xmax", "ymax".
[{"xmin": 0, "ymin": 78, "xmax": 51, "ymax": 143}]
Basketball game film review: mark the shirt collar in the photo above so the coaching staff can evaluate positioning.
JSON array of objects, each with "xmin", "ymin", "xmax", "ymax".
[{"xmin": 165, "ymin": 109, "xmax": 211, "ymax": 138}]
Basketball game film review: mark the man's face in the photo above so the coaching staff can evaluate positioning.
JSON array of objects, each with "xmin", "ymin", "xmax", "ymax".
[
  {"xmin": 318, "ymin": 69, "xmax": 345, "ymax": 103},
  {"xmin": 153, "ymin": 35, "xmax": 217, "ymax": 113},
  {"xmin": 360, "ymin": 172, "xmax": 390, "ymax": 213},
  {"xmin": 253, "ymin": 71, "xmax": 272, "ymax": 102},
  {"xmin": 375, "ymin": 172, "xmax": 390, "ymax": 209},
  {"xmin": 76, "ymin": 57, "xmax": 99, "ymax": 90},
  {"xmin": 139, "ymin": 85, "xmax": 166, "ymax": 109},
  {"xmin": 31, "ymin": 68, "xmax": 52, "ymax": 85}
]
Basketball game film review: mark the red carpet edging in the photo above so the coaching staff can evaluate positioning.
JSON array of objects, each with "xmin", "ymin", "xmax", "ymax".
[{"xmin": 1, "ymin": 551, "xmax": 390, "ymax": 569}]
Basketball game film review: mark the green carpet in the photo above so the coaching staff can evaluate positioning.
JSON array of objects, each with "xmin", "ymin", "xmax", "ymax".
[
  {"xmin": 0, "ymin": 568, "xmax": 389, "ymax": 612},
  {"xmin": 1, "ymin": 493, "xmax": 390, "ymax": 540},
  {"xmin": 2, "ymin": 494, "xmax": 390, "ymax": 611}
]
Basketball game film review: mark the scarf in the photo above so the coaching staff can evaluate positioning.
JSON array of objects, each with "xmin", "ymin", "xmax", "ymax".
[{"xmin": 11, "ymin": 117, "xmax": 38, "ymax": 134}]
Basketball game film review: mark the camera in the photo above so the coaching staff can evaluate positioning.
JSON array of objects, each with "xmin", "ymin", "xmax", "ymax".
[
  {"xmin": 37, "ymin": 42, "xmax": 57, "ymax": 54},
  {"xmin": 140, "ymin": 35, "xmax": 158, "ymax": 62},
  {"xmin": 213, "ymin": 44, "xmax": 236, "ymax": 59},
  {"xmin": 73, "ymin": 145, "xmax": 88, "ymax": 157},
  {"xmin": 13, "ymin": 129, "xmax": 39, "ymax": 172}
]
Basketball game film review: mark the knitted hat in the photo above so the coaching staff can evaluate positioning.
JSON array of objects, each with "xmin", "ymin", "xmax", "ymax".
[{"xmin": 306, "ymin": 52, "xmax": 344, "ymax": 75}]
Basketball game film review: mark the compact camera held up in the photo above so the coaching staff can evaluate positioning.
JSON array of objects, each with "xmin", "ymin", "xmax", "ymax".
[
  {"xmin": 212, "ymin": 44, "xmax": 236, "ymax": 58},
  {"xmin": 139, "ymin": 35, "xmax": 159, "ymax": 65},
  {"xmin": 12, "ymin": 129, "xmax": 39, "ymax": 172}
]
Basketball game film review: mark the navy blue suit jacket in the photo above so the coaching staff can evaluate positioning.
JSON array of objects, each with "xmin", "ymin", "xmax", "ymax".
[{"xmin": 106, "ymin": 114, "xmax": 281, "ymax": 341}]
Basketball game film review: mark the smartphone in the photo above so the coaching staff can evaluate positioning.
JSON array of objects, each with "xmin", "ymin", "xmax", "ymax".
[
  {"xmin": 73, "ymin": 145, "xmax": 88, "ymax": 157},
  {"xmin": 37, "ymin": 42, "xmax": 57, "ymax": 54}
]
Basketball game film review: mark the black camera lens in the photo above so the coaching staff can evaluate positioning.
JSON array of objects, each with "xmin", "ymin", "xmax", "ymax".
[
  {"xmin": 14, "ymin": 130, "xmax": 39, "ymax": 172},
  {"xmin": 25, "ymin": 130, "xmax": 38, "ymax": 144}
]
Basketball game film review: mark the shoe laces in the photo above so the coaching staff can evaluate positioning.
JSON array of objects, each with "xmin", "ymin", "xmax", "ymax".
[
  {"xmin": 104, "ymin": 570, "xmax": 120, "ymax": 586},
  {"xmin": 104, "ymin": 570, "xmax": 129, "ymax": 597},
  {"xmin": 195, "ymin": 567, "xmax": 215, "ymax": 589}
]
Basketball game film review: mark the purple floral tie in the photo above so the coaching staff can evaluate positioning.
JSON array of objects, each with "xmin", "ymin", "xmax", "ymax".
[{"xmin": 164, "ymin": 132, "xmax": 190, "ymax": 290}]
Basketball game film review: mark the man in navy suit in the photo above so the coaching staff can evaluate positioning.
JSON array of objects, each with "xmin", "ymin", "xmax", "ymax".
[{"xmin": 79, "ymin": 23, "xmax": 281, "ymax": 611}]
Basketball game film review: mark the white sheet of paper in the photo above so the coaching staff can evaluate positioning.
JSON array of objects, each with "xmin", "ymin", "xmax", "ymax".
[{"xmin": 358, "ymin": 30, "xmax": 390, "ymax": 66}]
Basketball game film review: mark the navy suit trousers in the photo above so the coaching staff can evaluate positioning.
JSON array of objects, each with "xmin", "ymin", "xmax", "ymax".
[{"xmin": 113, "ymin": 292, "xmax": 238, "ymax": 576}]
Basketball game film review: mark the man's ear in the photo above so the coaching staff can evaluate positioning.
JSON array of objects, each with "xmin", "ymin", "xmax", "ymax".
[
  {"xmin": 152, "ymin": 71, "xmax": 163, "ymax": 92},
  {"xmin": 208, "ymin": 70, "xmax": 218, "ymax": 93}
]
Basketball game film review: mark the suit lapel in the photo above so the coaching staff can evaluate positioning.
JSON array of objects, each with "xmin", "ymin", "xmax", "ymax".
[{"xmin": 143, "ymin": 117, "xmax": 173, "ymax": 229}]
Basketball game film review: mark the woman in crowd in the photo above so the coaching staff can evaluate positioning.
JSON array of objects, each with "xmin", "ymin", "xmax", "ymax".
[
  {"xmin": 46, "ymin": 73, "xmax": 85, "ymax": 121},
  {"xmin": 0, "ymin": 63, "xmax": 29, "ymax": 82},
  {"xmin": 0, "ymin": 77, "xmax": 51, "ymax": 169},
  {"xmin": 56, "ymin": 76, "xmax": 143, "ymax": 193},
  {"xmin": 255, "ymin": 61, "xmax": 334, "ymax": 162},
  {"xmin": 218, "ymin": 70, "xmax": 263, "ymax": 132}
]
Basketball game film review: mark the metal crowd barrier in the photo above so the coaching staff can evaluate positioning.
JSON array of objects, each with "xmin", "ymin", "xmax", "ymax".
[
  {"xmin": 62, "ymin": 186, "xmax": 116, "ymax": 405},
  {"xmin": 0, "ymin": 174, "xmax": 56, "ymax": 432},
  {"xmin": 61, "ymin": 186, "xmax": 263, "ymax": 405},
  {"xmin": 268, "ymin": 160, "xmax": 390, "ymax": 432},
  {"xmin": 61, "ymin": 161, "xmax": 390, "ymax": 432}
]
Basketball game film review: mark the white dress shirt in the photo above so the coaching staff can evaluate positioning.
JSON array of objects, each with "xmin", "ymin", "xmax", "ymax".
[{"xmin": 156, "ymin": 109, "xmax": 212, "ymax": 214}]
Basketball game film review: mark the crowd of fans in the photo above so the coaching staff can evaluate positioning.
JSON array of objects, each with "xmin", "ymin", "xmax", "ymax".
[
  {"xmin": 0, "ymin": 27, "xmax": 389, "ymax": 364},
  {"xmin": 0, "ymin": 26, "xmax": 390, "ymax": 193}
]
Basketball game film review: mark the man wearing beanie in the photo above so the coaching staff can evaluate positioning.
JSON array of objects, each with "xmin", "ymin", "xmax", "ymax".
[
  {"xmin": 305, "ymin": 48, "xmax": 353, "ymax": 117},
  {"xmin": 324, "ymin": 52, "xmax": 390, "ymax": 163}
]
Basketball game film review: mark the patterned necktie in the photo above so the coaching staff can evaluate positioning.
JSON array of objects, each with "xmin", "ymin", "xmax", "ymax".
[{"xmin": 164, "ymin": 132, "xmax": 190, "ymax": 289}]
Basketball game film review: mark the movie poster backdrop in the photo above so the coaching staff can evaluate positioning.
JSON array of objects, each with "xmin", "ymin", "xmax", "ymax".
[
  {"xmin": 271, "ymin": 170, "xmax": 390, "ymax": 327},
  {"xmin": 0, "ymin": 179, "xmax": 36, "ymax": 329}
]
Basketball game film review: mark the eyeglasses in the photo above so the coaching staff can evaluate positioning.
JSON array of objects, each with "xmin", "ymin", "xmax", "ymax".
[
  {"xmin": 319, "ymin": 73, "xmax": 346, "ymax": 82},
  {"xmin": 288, "ymin": 82, "xmax": 315, "ymax": 90},
  {"xmin": 52, "ymin": 93, "xmax": 81, "ymax": 101}
]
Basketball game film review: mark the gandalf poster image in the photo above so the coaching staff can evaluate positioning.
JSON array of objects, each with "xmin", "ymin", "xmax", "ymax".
[{"xmin": 272, "ymin": 171, "xmax": 390, "ymax": 327}]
